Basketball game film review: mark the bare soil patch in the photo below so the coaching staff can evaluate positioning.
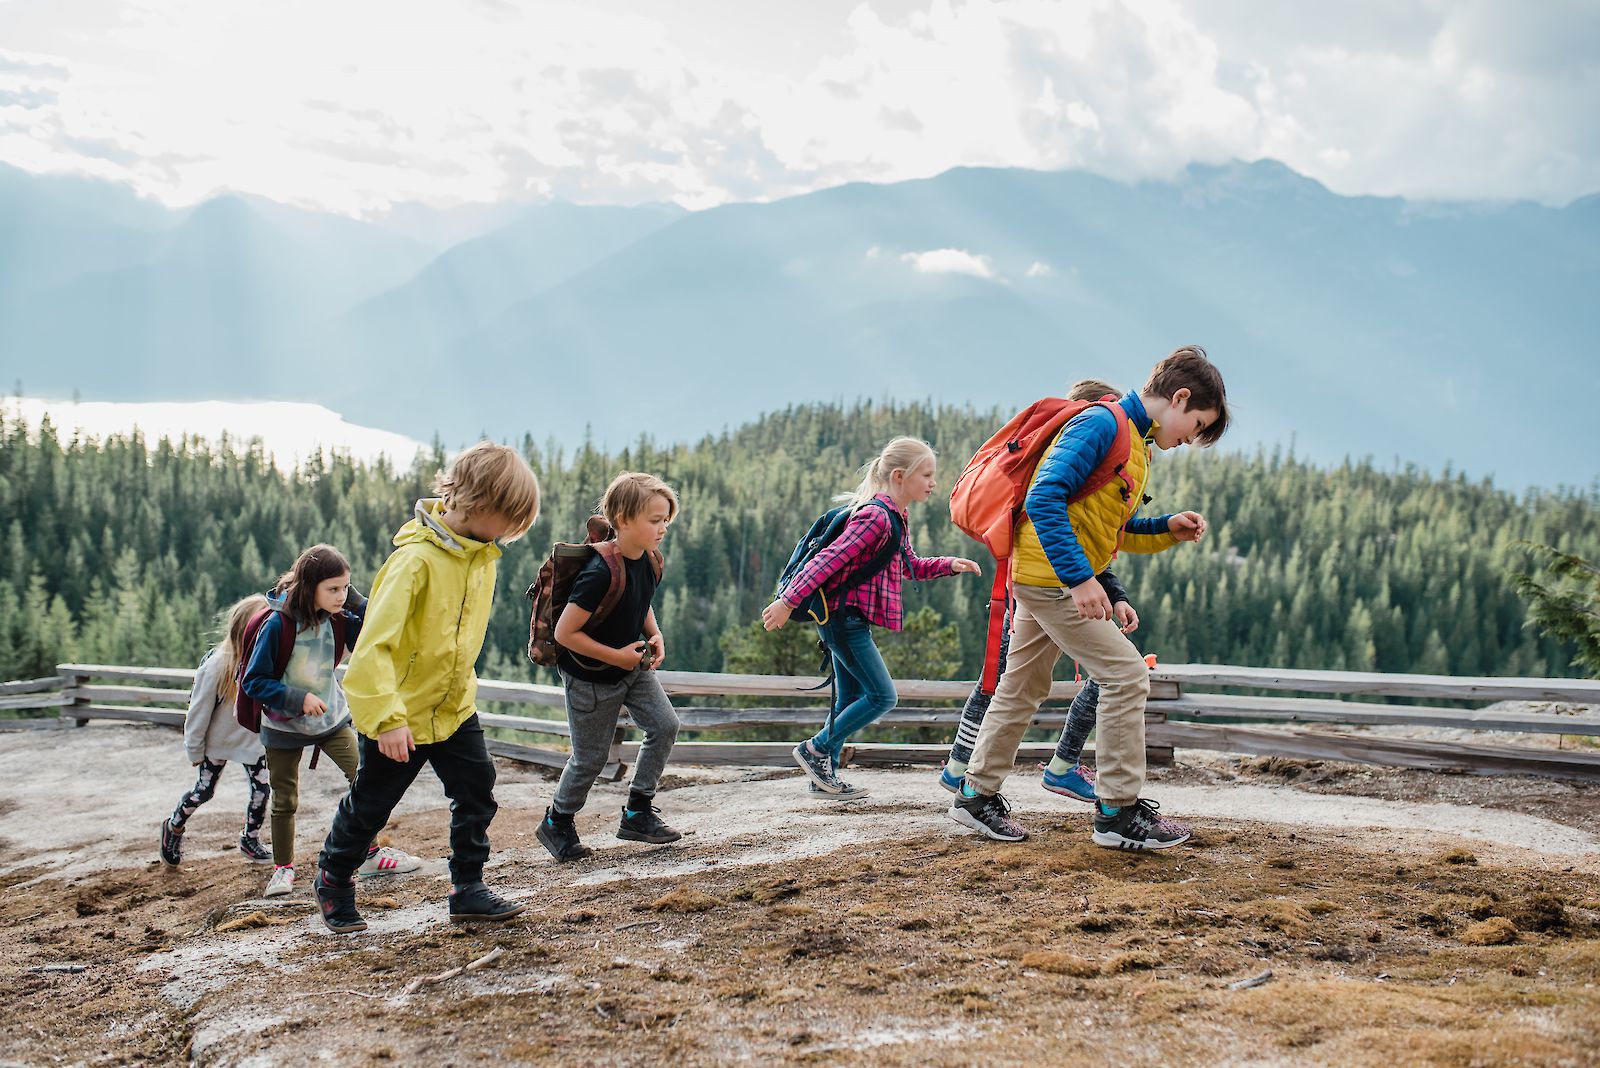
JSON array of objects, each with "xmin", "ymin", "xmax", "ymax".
[{"xmin": 3, "ymin": 725, "xmax": 1599, "ymax": 1067}]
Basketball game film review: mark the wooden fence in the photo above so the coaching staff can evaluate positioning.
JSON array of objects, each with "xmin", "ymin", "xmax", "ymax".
[{"xmin": 3, "ymin": 663, "xmax": 1600, "ymax": 782}]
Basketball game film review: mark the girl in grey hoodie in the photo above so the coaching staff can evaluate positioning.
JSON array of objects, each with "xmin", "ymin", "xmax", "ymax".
[{"xmin": 159, "ymin": 595, "xmax": 273, "ymax": 866}]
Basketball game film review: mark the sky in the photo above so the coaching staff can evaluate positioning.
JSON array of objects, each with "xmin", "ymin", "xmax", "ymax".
[{"xmin": 1, "ymin": 0, "xmax": 1597, "ymax": 214}]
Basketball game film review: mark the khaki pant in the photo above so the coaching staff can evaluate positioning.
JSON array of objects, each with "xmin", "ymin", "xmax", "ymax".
[
  {"xmin": 966, "ymin": 584, "xmax": 1151, "ymax": 805},
  {"xmin": 264, "ymin": 728, "xmax": 360, "ymax": 866}
]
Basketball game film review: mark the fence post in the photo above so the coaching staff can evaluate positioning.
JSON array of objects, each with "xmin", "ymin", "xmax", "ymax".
[{"xmin": 57, "ymin": 666, "xmax": 90, "ymax": 728}]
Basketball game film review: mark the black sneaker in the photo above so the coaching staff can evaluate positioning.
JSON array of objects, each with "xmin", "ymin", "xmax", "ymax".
[
  {"xmin": 1092, "ymin": 798, "xmax": 1191, "ymax": 851},
  {"xmin": 314, "ymin": 869, "xmax": 367, "ymax": 933},
  {"xmin": 159, "ymin": 819, "xmax": 183, "ymax": 866},
  {"xmin": 238, "ymin": 833, "xmax": 271, "ymax": 864},
  {"xmin": 617, "ymin": 805, "xmax": 683, "ymax": 844},
  {"xmin": 448, "ymin": 881, "xmax": 527, "ymax": 924},
  {"xmin": 808, "ymin": 781, "xmax": 870, "ymax": 800},
  {"xmin": 536, "ymin": 807, "xmax": 593, "ymax": 862},
  {"xmin": 949, "ymin": 790, "xmax": 1029, "ymax": 841}
]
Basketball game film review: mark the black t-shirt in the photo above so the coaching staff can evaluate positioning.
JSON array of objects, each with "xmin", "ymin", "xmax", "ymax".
[{"xmin": 557, "ymin": 550, "xmax": 660, "ymax": 683}]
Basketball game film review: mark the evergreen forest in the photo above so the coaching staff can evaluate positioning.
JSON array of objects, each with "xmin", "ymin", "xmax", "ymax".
[{"xmin": 1, "ymin": 403, "xmax": 1596, "ymax": 688}]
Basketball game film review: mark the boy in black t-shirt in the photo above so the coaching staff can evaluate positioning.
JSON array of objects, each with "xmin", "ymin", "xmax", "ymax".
[{"xmin": 537, "ymin": 472, "xmax": 683, "ymax": 862}]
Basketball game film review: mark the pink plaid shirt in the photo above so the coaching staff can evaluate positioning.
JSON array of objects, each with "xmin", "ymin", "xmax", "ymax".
[{"xmin": 779, "ymin": 494, "xmax": 957, "ymax": 630}]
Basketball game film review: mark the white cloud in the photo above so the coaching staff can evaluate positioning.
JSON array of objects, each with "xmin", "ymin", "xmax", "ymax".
[
  {"xmin": 0, "ymin": 0, "xmax": 1595, "ymax": 212},
  {"xmin": 1025, "ymin": 260, "xmax": 1054, "ymax": 278},
  {"xmin": 900, "ymin": 248, "xmax": 996, "ymax": 278}
]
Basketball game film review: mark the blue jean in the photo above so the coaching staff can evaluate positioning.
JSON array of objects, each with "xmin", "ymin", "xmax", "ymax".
[{"xmin": 810, "ymin": 611, "xmax": 897, "ymax": 765}]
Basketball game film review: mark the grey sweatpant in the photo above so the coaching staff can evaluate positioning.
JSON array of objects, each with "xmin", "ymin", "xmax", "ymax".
[{"xmin": 553, "ymin": 667, "xmax": 680, "ymax": 815}]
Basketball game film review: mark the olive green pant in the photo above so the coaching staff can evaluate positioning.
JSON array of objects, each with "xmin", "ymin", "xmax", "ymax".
[{"xmin": 264, "ymin": 728, "xmax": 359, "ymax": 867}]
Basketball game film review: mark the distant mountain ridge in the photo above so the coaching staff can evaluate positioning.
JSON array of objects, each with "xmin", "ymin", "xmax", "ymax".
[{"xmin": 1, "ymin": 160, "xmax": 1595, "ymax": 489}]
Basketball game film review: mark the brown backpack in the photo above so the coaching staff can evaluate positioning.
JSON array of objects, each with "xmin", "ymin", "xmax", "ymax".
[{"xmin": 525, "ymin": 515, "xmax": 665, "ymax": 667}]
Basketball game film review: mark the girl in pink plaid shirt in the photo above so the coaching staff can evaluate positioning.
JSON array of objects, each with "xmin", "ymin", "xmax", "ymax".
[{"xmin": 763, "ymin": 437, "xmax": 981, "ymax": 798}]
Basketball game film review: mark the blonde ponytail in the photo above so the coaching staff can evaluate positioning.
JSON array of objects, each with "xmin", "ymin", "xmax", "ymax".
[{"xmin": 835, "ymin": 436, "xmax": 937, "ymax": 509}]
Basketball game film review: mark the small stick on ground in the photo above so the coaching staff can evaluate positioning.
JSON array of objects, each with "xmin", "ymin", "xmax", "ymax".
[
  {"xmin": 28, "ymin": 964, "xmax": 88, "ymax": 974},
  {"xmin": 402, "ymin": 946, "xmax": 505, "ymax": 995},
  {"xmin": 1228, "ymin": 969, "xmax": 1274, "ymax": 991}
]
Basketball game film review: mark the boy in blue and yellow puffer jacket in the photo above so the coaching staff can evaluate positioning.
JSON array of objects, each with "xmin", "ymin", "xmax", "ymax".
[
  {"xmin": 952, "ymin": 345, "xmax": 1229, "ymax": 851},
  {"xmin": 313, "ymin": 441, "xmax": 541, "ymax": 934}
]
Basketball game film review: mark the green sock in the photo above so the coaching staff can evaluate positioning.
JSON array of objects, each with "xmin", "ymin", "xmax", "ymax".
[
  {"xmin": 960, "ymin": 780, "xmax": 979, "ymax": 798},
  {"xmin": 1098, "ymin": 800, "xmax": 1120, "ymax": 816},
  {"xmin": 1046, "ymin": 755, "xmax": 1073, "ymax": 775},
  {"xmin": 946, "ymin": 759, "xmax": 968, "ymax": 777}
]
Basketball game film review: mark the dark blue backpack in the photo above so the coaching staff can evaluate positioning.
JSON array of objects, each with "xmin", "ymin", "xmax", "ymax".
[{"xmin": 776, "ymin": 499, "xmax": 905, "ymax": 625}]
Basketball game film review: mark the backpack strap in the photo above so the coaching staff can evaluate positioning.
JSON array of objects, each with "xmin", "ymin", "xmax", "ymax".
[
  {"xmin": 330, "ymin": 614, "xmax": 349, "ymax": 667},
  {"xmin": 588, "ymin": 541, "xmax": 629, "ymax": 628}
]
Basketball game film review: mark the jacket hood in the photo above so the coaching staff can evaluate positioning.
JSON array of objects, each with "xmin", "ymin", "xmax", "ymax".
[{"xmin": 392, "ymin": 498, "xmax": 499, "ymax": 560}]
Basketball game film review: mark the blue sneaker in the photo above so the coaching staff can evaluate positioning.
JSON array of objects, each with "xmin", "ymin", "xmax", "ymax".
[
  {"xmin": 1042, "ymin": 763, "xmax": 1097, "ymax": 803},
  {"xmin": 938, "ymin": 766, "xmax": 964, "ymax": 795}
]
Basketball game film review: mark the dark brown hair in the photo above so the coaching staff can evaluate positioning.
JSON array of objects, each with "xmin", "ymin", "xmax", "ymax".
[
  {"xmin": 273, "ymin": 544, "xmax": 351, "ymax": 631},
  {"xmin": 1143, "ymin": 344, "xmax": 1229, "ymax": 446}
]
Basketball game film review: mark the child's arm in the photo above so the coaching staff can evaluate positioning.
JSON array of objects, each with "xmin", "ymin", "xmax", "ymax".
[
  {"xmin": 1099, "ymin": 570, "xmax": 1139, "ymax": 634},
  {"xmin": 1121, "ymin": 512, "xmax": 1181, "ymax": 554},
  {"xmin": 183, "ymin": 652, "xmax": 221, "ymax": 765},
  {"xmin": 342, "ymin": 558, "xmax": 424, "ymax": 747},
  {"xmin": 904, "ymin": 544, "xmax": 980, "ymax": 581},
  {"xmin": 555, "ymin": 602, "xmax": 650, "ymax": 670},
  {"xmin": 643, "ymin": 607, "xmax": 666, "ymax": 670},
  {"xmin": 239, "ymin": 613, "xmax": 316, "ymax": 716}
]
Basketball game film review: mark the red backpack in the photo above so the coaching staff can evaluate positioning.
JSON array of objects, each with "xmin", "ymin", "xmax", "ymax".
[
  {"xmin": 948, "ymin": 396, "xmax": 1135, "ymax": 693},
  {"xmin": 233, "ymin": 606, "xmax": 351, "ymax": 732},
  {"xmin": 525, "ymin": 516, "xmax": 664, "ymax": 667}
]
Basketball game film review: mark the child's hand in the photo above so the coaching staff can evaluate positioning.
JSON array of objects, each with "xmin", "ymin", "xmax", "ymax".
[
  {"xmin": 1168, "ymin": 511, "xmax": 1206, "ymax": 542},
  {"xmin": 612, "ymin": 642, "xmax": 651, "ymax": 670},
  {"xmin": 762, "ymin": 599, "xmax": 793, "ymax": 631},
  {"xmin": 1113, "ymin": 601, "xmax": 1140, "ymax": 634},
  {"xmin": 1068, "ymin": 578, "xmax": 1113, "ymax": 621},
  {"xmin": 302, "ymin": 692, "xmax": 328, "ymax": 717},
  {"xmin": 377, "ymin": 725, "xmax": 415, "ymax": 763},
  {"xmin": 950, "ymin": 558, "xmax": 983, "ymax": 576},
  {"xmin": 646, "ymin": 633, "xmax": 666, "ymax": 670}
]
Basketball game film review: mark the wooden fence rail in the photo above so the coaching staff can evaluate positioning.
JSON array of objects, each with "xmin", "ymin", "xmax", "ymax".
[{"xmin": 0, "ymin": 662, "xmax": 1596, "ymax": 781}]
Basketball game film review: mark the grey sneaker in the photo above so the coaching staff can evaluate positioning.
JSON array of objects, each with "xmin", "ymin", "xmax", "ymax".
[
  {"xmin": 1092, "ymin": 798, "xmax": 1191, "ymax": 850},
  {"xmin": 792, "ymin": 742, "xmax": 844, "ymax": 794},
  {"xmin": 808, "ymin": 781, "xmax": 870, "ymax": 800},
  {"xmin": 949, "ymin": 790, "xmax": 1029, "ymax": 841}
]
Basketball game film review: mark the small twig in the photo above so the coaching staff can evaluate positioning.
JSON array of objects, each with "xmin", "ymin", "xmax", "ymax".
[
  {"xmin": 305, "ymin": 988, "xmax": 388, "ymax": 1000},
  {"xmin": 29, "ymin": 963, "xmax": 88, "ymax": 974},
  {"xmin": 1228, "ymin": 969, "xmax": 1274, "ymax": 990},
  {"xmin": 402, "ymin": 946, "xmax": 505, "ymax": 995},
  {"xmin": 616, "ymin": 919, "xmax": 660, "ymax": 931}
]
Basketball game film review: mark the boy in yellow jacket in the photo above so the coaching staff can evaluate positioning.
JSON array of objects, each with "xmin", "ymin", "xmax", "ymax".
[{"xmin": 314, "ymin": 441, "xmax": 540, "ymax": 933}]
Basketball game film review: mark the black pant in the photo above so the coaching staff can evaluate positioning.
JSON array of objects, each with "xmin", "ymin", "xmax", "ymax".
[{"xmin": 319, "ymin": 715, "xmax": 498, "ymax": 886}]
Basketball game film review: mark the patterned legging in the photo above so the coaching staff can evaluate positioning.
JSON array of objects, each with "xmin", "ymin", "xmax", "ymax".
[
  {"xmin": 169, "ymin": 758, "xmax": 271, "ymax": 837},
  {"xmin": 947, "ymin": 609, "xmax": 1101, "ymax": 768}
]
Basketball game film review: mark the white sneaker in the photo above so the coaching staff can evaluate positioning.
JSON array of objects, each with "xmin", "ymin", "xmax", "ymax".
[
  {"xmin": 263, "ymin": 865, "xmax": 294, "ymax": 897},
  {"xmin": 358, "ymin": 845, "xmax": 422, "ymax": 878}
]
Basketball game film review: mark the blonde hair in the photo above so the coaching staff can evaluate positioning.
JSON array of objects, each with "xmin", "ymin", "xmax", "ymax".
[
  {"xmin": 837, "ymin": 436, "xmax": 937, "ymax": 509},
  {"xmin": 600, "ymin": 471, "xmax": 680, "ymax": 527},
  {"xmin": 1067, "ymin": 378, "xmax": 1120, "ymax": 402},
  {"xmin": 435, "ymin": 440, "xmax": 542, "ymax": 542},
  {"xmin": 216, "ymin": 594, "xmax": 269, "ymax": 703}
]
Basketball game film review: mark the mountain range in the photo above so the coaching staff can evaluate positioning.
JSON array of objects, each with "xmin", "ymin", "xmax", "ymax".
[{"xmin": 1, "ymin": 159, "xmax": 1595, "ymax": 489}]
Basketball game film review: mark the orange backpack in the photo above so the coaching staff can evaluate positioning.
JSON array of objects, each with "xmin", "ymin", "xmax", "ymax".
[{"xmin": 949, "ymin": 396, "xmax": 1135, "ymax": 692}]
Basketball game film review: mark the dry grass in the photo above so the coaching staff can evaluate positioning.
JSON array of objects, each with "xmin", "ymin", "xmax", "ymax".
[{"xmin": 5, "ymin": 802, "xmax": 1599, "ymax": 1067}]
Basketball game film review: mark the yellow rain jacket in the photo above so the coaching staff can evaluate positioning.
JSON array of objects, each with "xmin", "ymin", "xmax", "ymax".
[{"xmin": 344, "ymin": 499, "xmax": 503, "ymax": 743}]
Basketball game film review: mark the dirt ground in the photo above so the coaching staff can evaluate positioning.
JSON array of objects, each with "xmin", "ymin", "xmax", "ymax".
[{"xmin": 4, "ymin": 724, "xmax": 1599, "ymax": 1068}]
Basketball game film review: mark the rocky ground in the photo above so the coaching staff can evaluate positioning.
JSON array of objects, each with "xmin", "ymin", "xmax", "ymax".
[{"xmin": 3, "ymin": 723, "xmax": 1598, "ymax": 1067}]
